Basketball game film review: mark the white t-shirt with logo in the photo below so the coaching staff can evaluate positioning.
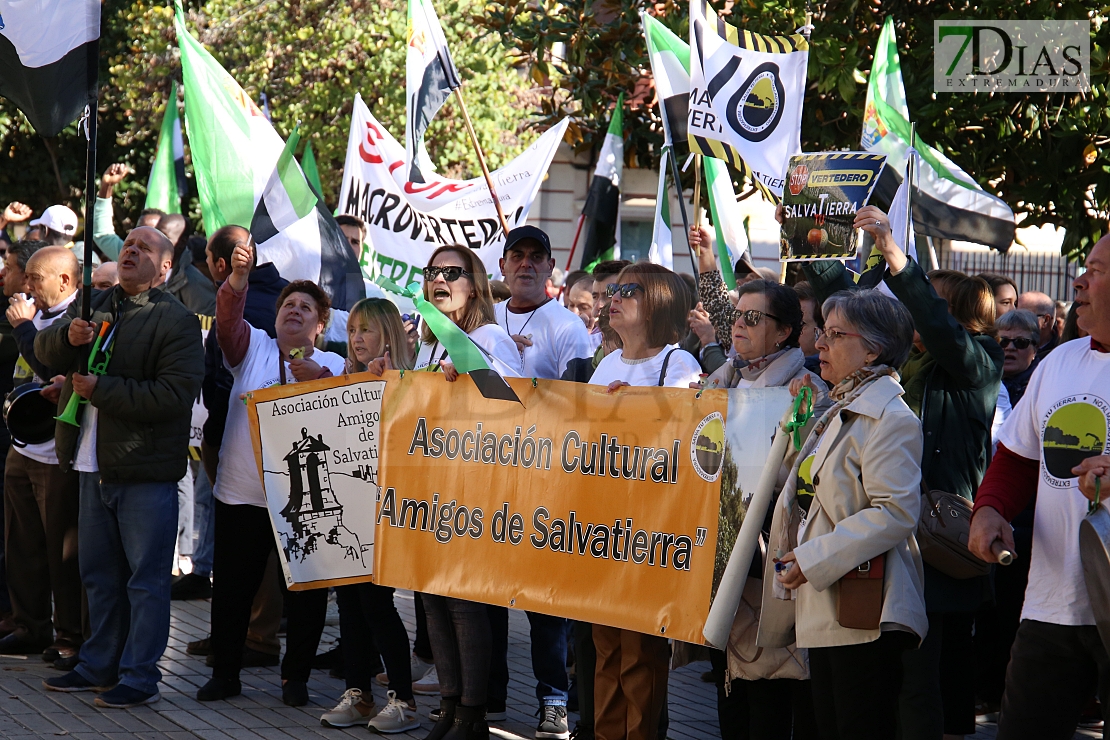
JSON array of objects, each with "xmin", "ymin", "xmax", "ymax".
[
  {"xmin": 16, "ymin": 292, "xmax": 78, "ymax": 465},
  {"xmin": 588, "ymin": 345, "xmax": 702, "ymax": 389},
  {"xmin": 214, "ymin": 327, "xmax": 346, "ymax": 508},
  {"xmin": 414, "ymin": 323, "xmax": 522, "ymax": 379},
  {"xmin": 997, "ymin": 338, "xmax": 1110, "ymax": 626},
  {"xmin": 494, "ymin": 299, "xmax": 592, "ymax": 380}
]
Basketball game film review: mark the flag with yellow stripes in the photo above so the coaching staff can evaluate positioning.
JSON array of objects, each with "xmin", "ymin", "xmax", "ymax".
[{"xmin": 687, "ymin": 0, "xmax": 808, "ymax": 200}]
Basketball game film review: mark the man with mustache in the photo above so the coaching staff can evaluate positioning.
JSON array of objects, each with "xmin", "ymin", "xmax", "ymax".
[{"xmin": 34, "ymin": 226, "xmax": 203, "ymax": 709}]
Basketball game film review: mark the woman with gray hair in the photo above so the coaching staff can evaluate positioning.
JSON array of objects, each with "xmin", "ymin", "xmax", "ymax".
[{"xmin": 756, "ymin": 288, "xmax": 927, "ymax": 740}]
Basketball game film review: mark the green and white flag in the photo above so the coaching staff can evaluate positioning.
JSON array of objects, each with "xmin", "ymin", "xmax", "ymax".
[
  {"xmin": 704, "ymin": 156, "xmax": 747, "ymax": 289},
  {"xmin": 406, "ymin": 0, "xmax": 460, "ymax": 183},
  {"xmin": 642, "ymin": 13, "xmax": 689, "ymax": 153},
  {"xmin": 175, "ymin": 1, "xmax": 363, "ymax": 309},
  {"xmin": 146, "ymin": 80, "xmax": 186, "ymax": 214},
  {"xmin": 580, "ymin": 93, "xmax": 624, "ymax": 270},
  {"xmin": 648, "ymin": 148, "xmax": 673, "ymax": 269},
  {"xmin": 862, "ymin": 16, "xmax": 1015, "ymax": 251},
  {"xmin": 301, "ymin": 140, "xmax": 324, "ymax": 198}
]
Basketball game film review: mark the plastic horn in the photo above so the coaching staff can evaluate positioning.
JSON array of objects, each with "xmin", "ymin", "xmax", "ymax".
[
  {"xmin": 55, "ymin": 321, "xmax": 111, "ymax": 427},
  {"xmin": 991, "ymin": 540, "xmax": 1015, "ymax": 566}
]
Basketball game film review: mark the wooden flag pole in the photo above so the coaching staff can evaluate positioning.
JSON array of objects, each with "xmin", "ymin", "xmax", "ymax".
[
  {"xmin": 454, "ymin": 87, "xmax": 510, "ymax": 235},
  {"xmin": 691, "ymin": 154, "xmax": 703, "ymax": 247}
]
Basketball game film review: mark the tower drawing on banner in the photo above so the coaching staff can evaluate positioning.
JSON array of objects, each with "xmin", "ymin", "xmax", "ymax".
[{"xmin": 248, "ymin": 380, "xmax": 386, "ymax": 588}]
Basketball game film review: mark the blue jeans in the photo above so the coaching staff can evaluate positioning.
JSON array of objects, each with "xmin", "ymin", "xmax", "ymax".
[
  {"xmin": 75, "ymin": 474, "xmax": 177, "ymax": 695},
  {"xmin": 527, "ymin": 612, "xmax": 570, "ymax": 706},
  {"xmin": 191, "ymin": 464, "xmax": 214, "ymax": 576},
  {"xmin": 422, "ymin": 594, "xmax": 491, "ymax": 707}
]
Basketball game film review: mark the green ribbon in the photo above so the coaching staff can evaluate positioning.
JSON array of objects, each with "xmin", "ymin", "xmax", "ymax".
[
  {"xmin": 374, "ymin": 275, "xmax": 492, "ymax": 374},
  {"xmin": 784, "ymin": 385, "xmax": 814, "ymax": 451}
]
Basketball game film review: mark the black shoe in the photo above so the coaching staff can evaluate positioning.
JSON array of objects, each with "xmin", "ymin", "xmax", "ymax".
[
  {"xmin": 443, "ymin": 704, "xmax": 489, "ymax": 740},
  {"xmin": 42, "ymin": 639, "xmax": 79, "ymax": 663},
  {"xmin": 424, "ymin": 697, "xmax": 458, "ymax": 740},
  {"xmin": 569, "ymin": 725, "xmax": 594, "ymax": 740},
  {"xmin": 282, "ymin": 679, "xmax": 309, "ymax": 707},
  {"xmin": 196, "ymin": 677, "xmax": 242, "ymax": 702},
  {"xmin": 187, "ymin": 637, "xmax": 212, "ymax": 656},
  {"xmin": 171, "ymin": 573, "xmax": 213, "ymax": 601},
  {"xmin": 0, "ymin": 632, "xmax": 49, "ymax": 655},
  {"xmin": 53, "ymin": 653, "xmax": 81, "ymax": 672},
  {"xmin": 536, "ymin": 705, "xmax": 569, "ymax": 740}
]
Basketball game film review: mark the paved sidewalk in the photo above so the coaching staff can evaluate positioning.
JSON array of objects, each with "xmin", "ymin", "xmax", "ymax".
[{"xmin": 0, "ymin": 592, "xmax": 1095, "ymax": 739}]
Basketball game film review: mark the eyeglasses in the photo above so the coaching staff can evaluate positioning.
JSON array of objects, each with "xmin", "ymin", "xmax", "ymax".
[
  {"xmin": 735, "ymin": 309, "xmax": 780, "ymax": 328},
  {"xmin": 423, "ymin": 265, "xmax": 472, "ymax": 283},
  {"xmin": 605, "ymin": 283, "xmax": 644, "ymax": 299},
  {"xmin": 998, "ymin": 336, "xmax": 1035, "ymax": 350},
  {"xmin": 816, "ymin": 327, "xmax": 863, "ymax": 343}
]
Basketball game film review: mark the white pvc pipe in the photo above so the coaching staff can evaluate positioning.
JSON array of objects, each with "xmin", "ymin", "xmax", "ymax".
[{"xmin": 703, "ymin": 423, "xmax": 791, "ymax": 648}]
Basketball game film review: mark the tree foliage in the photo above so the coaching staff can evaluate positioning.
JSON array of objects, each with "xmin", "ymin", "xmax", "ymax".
[
  {"xmin": 480, "ymin": 0, "xmax": 1110, "ymax": 258},
  {"xmin": 0, "ymin": 0, "xmax": 535, "ymax": 234}
]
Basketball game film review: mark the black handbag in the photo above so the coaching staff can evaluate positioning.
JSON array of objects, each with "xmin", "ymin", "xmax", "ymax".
[{"xmin": 917, "ymin": 485, "xmax": 991, "ymax": 579}]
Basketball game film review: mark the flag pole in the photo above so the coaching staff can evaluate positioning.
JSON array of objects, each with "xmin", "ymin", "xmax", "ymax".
[
  {"xmin": 563, "ymin": 213, "xmax": 586, "ymax": 273},
  {"xmin": 691, "ymin": 155, "xmax": 703, "ymax": 234},
  {"xmin": 905, "ymin": 122, "xmax": 916, "ymax": 258},
  {"xmin": 453, "ymin": 88, "xmax": 510, "ymax": 235},
  {"xmin": 668, "ymin": 151, "xmax": 699, "ymax": 287},
  {"xmin": 81, "ymin": 24, "xmax": 101, "ymax": 333}
]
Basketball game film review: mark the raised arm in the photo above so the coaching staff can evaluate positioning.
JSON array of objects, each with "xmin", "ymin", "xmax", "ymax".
[{"xmin": 214, "ymin": 240, "xmax": 254, "ymax": 369}]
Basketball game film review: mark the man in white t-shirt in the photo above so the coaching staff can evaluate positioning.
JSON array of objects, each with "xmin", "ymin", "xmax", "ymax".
[
  {"xmin": 969, "ymin": 235, "xmax": 1110, "ymax": 738},
  {"xmin": 494, "ymin": 226, "xmax": 591, "ymax": 380},
  {"xmin": 491, "ymin": 226, "xmax": 590, "ymax": 739},
  {"xmin": 2, "ymin": 246, "xmax": 82, "ymax": 662}
]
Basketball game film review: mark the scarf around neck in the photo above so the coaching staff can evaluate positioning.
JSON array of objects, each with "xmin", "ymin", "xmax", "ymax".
[
  {"xmin": 732, "ymin": 348, "xmax": 788, "ymax": 382},
  {"xmin": 770, "ymin": 365, "xmax": 898, "ymax": 600}
]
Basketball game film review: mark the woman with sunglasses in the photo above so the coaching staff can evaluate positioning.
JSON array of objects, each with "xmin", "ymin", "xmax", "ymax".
[
  {"xmin": 699, "ymin": 279, "xmax": 829, "ymax": 740},
  {"xmin": 587, "ymin": 263, "xmax": 701, "ymax": 740},
  {"xmin": 404, "ymin": 244, "xmax": 518, "ymax": 740},
  {"xmin": 758, "ymin": 289, "xmax": 926, "ymax": 740},
  {"xmin": 412, "ymin": 245, "xmax": 521, "ymax": 379},
  {"xmin": 791, "ymin": 205, "xmax": 1003, "ymax": 740}
]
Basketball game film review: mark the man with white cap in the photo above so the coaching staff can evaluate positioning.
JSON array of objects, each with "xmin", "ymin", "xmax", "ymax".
[{"xmin": 29, "ymin": 206, "xmax": 78, "ymax": 249}]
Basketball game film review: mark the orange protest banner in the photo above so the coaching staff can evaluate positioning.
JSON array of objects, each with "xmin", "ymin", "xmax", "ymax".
[{"xmin": 374, "ymin": 370, "xmax": 729, "ymax": 643}]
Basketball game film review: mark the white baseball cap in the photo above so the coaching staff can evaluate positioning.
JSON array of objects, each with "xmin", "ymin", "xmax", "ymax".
[{"xmin": 29, "ymin": 205, "xmax": 78, "ymax": 236}]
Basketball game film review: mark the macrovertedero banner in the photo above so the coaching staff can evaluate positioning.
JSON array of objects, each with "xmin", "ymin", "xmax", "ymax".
[{"xmin": 338, "ymin": 94, "xmax": 568, "ymax": 303}]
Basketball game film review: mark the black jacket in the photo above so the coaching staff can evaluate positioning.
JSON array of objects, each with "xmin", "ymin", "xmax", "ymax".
[
  {"xmin": 165, "ymin": 261, "xmax": 217, "ymax": 316},
  {"xmin": 201, "ymin": 263, "xmax": 287, "ymax": 448},
  {"xmin": 35, "ymin": 286, "xmax": 203, "ymax": 483}
]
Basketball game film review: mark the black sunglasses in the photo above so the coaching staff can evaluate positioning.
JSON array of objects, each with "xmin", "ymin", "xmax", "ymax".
[
  {"xmin": 735, "ymin": 309, "xmax": 781, "ymax": 328},
  {"xmin": 605, "ymin": 283, "xmax": 644, "ymax": 299},
  {"xmin": 423, "ymin": 265, "xmax": 472, "ymax": 283},
  {"xmin": 998, "ymin": 336, "xmax": 1035, "ymax": 350}
]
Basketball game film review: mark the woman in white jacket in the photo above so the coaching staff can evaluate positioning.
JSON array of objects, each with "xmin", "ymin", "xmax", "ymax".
[{"xmin": 757, "ymin": 289, "xmax": 927, "ymax": 740}]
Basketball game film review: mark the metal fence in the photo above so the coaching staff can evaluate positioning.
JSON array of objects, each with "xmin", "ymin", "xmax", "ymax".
[{"xmin": 939, "ymin": 249, "xmax": 1081, "ymax": 302}]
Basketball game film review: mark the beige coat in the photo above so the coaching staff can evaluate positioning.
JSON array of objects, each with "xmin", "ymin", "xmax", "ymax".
[{"xmin": 756, "ymin": 375, "xmax": 928, "ymax": 650}]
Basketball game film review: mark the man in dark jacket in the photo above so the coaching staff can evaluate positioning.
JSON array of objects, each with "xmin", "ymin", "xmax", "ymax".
[{"xmin": 36, "ymin": 226, "xmax": 203, "ymax": 709}]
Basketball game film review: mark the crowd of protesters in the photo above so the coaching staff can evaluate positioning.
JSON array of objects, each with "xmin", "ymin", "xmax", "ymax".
[{"xmin": 0, "ymin": 161, "xmax": 1106, "ymax": 740}]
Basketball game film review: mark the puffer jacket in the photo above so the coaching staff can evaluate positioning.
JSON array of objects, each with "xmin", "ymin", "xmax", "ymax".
[{"xmin": 35, "ymin": 285, "xmax": 203, "ymax": 483}]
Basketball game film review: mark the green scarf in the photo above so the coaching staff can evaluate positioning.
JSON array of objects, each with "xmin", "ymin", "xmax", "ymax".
[{"xmin": 898, "ymin": 349, "xmax": 934, "ymax": 419}]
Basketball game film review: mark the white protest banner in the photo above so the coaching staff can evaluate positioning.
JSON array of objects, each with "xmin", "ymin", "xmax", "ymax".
[
  {"xmin": 246, "ymin": 377, "xmax": 385, "ymax": 589},
  {"xmin": 338, "ymin": 93, "xmax": 568, "ymax": 309}
]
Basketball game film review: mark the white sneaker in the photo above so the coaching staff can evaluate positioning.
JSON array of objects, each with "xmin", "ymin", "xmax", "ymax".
[
  {"xmin": 412, "ymin": 666, "xmax": 440, "ymax": 696},
  {"xmin": 321, "ymin": 688, "xmax": 374, "ymax": 728},
  {"xmin": 376, "ymin": 654, "xmax": 434, "ymax": 687},
  {"xmin": 368, "ymin": 690, "xmax": 421, "ymax": 734}
]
